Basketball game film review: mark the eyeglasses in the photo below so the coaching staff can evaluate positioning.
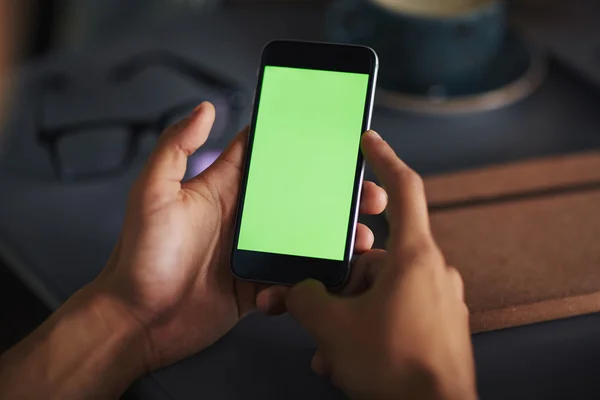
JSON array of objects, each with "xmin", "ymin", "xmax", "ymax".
[{"xmin": 35, "ymin": 50, "xmax": 246, "ymax": 182}]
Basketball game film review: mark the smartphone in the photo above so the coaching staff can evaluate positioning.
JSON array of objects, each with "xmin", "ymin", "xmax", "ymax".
[{"xmin": 230, "ymin": 40, "xmax": 378, "ymax": 288}]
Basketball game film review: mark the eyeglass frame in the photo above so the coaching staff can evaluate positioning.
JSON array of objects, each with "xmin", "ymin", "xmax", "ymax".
[{"xmin": 34, "ymin": 50, "xmax": 247, "ymax": 182}]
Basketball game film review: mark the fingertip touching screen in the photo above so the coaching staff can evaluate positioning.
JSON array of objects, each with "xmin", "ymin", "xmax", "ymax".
[{"xmin": 237, "ymin": 66, "xmax": 370, "ymax": 261}]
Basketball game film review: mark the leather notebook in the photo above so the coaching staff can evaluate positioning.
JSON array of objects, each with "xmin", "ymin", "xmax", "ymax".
[{"xmin": 425, "ymin": 150, "xmax": 600, "ymax": 332}]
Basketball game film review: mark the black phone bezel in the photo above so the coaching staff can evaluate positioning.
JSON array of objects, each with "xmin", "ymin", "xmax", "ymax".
[{"xmin": 230, "ymin": 40, "xmax": 379, "ymax": 289}]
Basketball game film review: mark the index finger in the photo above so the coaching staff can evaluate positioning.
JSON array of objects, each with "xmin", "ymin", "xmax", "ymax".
[{"xmin": 361, "ymin": 130, "xmax": 431, "ymax": 245}]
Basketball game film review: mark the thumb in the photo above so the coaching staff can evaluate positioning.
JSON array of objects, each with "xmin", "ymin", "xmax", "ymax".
[
  {"xmin": 198, "ymin": 126, "xmax": 248, "ymax": 193},
  {"xmin": 341, "ymin": 249, "xmax": 387, "ymax": 295},
  {"xmin": 184, "ymin": 126, "xmax": 248, "ymax": 217},
  {"xmin": 143, "ymin": 102, "xmax": 215, "ymax": 186},
  {"xmin": 286, "ymin": 279, "xmax": 339, "ymax": 342}
]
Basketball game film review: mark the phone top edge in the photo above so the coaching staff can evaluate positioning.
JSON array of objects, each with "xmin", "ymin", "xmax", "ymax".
[
  {"xmin": 262, "ymin": 40, "xmax": 379, "ymax": 59},
  {"xmin": 263, "ymin": 39, "xmax": 376, "ymax": 50},
  {"xmin": 260, "ymin": 40, "xmax": 378, "ymax": 75}
]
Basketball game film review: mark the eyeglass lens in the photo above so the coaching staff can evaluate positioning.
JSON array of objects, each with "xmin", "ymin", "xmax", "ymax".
[{"xmin": 56, "ymin": 126, "xmax": 131, "ymax": 176}]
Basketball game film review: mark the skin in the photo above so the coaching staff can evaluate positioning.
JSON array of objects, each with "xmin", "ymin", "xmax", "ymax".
[{"xmin": 0, "ymin": 104, "xmax": 389, "ymax": 399}]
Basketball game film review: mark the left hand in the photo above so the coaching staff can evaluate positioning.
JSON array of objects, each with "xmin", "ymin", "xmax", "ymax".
[{"xmin": 91, "ymin": 102, "xmax": 388, "ymax": 371}]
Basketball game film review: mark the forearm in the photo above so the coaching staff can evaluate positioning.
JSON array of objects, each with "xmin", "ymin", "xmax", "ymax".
[{"xmin": 0, "ymin": 284, "xmax": 148, "ymax": 399}]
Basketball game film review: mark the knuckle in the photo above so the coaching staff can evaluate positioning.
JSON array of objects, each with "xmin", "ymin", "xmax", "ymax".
[
  {"xmin": 129, "ymin": 175, "xmax": 170, "ymax": 212},
  {"xmin": 388, "ymin": 167, "xmax": 425, "ymax": 203},
  {"xmin": 402, "ymin": 167, "xmax": 425, "ymax": 194},
  {"xmin": 141, "ymin": 182, "xmax": 168, "ymax": 207},
  {"xmin": 128, "ymin": 175, "xmax": 149, "ymax": 204},
  {"xmin": 460, "ymin": 301, "xmax": 470, "ymax": 318},
  {"xmin": 385, "ymin": 351, "xmax": 443, "ymax": 395},
  {"xmin": 392, "ymin": 164, "xmax": 423, "ymax": 192},
  {"xmin": 447, "ymin": 266, "xmax": 462, "ymax": 280},
  {"xmin": 447, "ymin": 266, "xmax": 466, "ymax": 297},
  {"xmin": 285, "ymin": 284, "xmax": 309, "ymax": 314},
  {"xmin": 400, "ymin": 236, "xmax": 443, "ymax": 267}
]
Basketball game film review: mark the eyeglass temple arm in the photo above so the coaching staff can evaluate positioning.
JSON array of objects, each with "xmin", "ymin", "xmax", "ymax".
[
  {"xmin": 109, "ymin": 50, "xmax": 244, "ymax": 95},
  {"xmin": 34, "ymin": 73, "xmax": 70, "ymax": 140},
  {"xmin": 33, "ymin": 73, "xmax": 72, "ymax": 180}
]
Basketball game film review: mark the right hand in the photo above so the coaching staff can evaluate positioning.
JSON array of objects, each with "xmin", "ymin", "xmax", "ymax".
[{"xmin": 258, "ymin": 130, "xmax": 476, "ymax": 400}]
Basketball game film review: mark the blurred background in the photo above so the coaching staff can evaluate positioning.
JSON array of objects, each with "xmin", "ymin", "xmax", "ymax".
[{"xmin": 3, "ymin": 0, "xmax": 600, "ymax": 399}]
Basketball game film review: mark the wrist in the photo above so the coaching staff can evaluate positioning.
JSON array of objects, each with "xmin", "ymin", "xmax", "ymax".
[
  {"xmin": 0, "ymin": 281, "xmax": 151, "ymax": 399},
  {"xmin": 393, "ymin": 361, "xmax": 477, "ymax": 400},
  {"xmin": 79, "ymin": 280, "xmax": 152, "ymax": 378}
]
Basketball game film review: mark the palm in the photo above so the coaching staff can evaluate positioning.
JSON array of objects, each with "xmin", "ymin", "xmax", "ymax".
[{"xmin": 110, "ymin": 133, "xmax": 251, "ymax": 368}]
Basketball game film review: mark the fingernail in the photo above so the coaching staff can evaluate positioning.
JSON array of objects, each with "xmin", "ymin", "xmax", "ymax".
[
  {"xmin": 193, "ymin": 102, "xmax": 207, "ymax": 114},
  {"xmin": 367, "ymin": 130, "xmax": 381, "ymax": 140}
]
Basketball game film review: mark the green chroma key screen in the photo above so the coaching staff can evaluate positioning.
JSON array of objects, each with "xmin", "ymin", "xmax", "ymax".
[{"xmin": 237, "ymin": 66, "xmax": 370, "ymax": 261}]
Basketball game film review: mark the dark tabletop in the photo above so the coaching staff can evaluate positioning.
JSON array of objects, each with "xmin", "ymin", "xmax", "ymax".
[{"xmin": 2, "ymin": 4, "xmax": 600, "ymax": 399}]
